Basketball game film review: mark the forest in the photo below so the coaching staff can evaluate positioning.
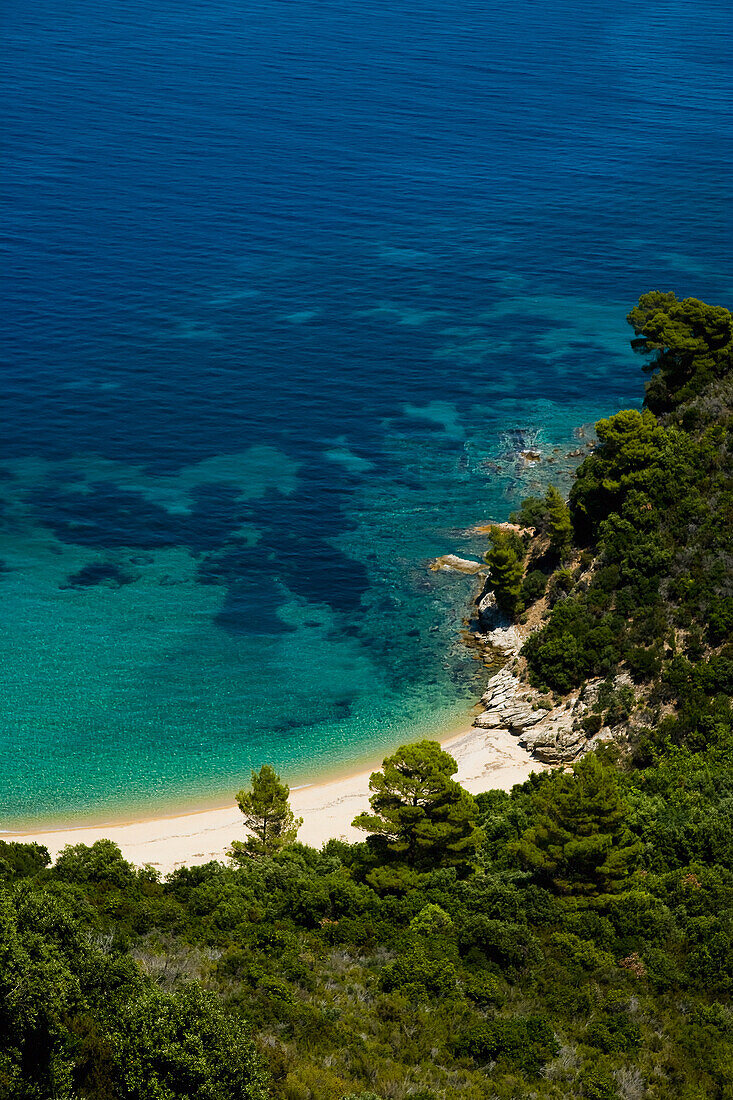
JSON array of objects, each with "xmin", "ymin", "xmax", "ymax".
[{"xmin": 2, "ymin": 292, "xmax": 732, "ymax": 1100}]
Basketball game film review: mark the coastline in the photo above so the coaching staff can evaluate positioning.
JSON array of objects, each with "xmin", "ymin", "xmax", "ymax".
[
  {"xmin": 7, "ymin": 721, "xmax": 542, "ymax": 874},
  {"xmin": 0, "ymin": 702, "xmax": 480, "ymax": 835}
]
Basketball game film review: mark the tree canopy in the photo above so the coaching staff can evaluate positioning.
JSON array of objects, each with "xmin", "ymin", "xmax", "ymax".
[
  {"xmin": 524, "ymin": 292, "xmax": 732, "ymax": 696},
  {"xmin": 232, "ymin": 765, "xmax": 302, "ymax": 860},
  {"xmin": 544, "ymin": 484, "xmax": 573, "ymax": 561},
  {"xmin": 512, "ymin": 755, "xmax": 642, "ymax": 896},
  {"xmin": 352, "ymin": 740, "xmax": 484, "ymax": 888},
  {"xmin": 485, "ymin": 526, "xmax": 524, "ymax": 619},
  {"xmin": 0, "ymin": 882, "xmax": 268, "ymax": 1100},
  {"xmin": 628, "ymin": 291, "xmax": 733, "ymax": 413}
]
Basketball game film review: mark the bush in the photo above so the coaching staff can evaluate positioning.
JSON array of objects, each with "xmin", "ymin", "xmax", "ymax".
[
  {"xmin": 548, "ymin": 932, "xmax": 614, "ymax": 974},
  {"xmin": 547, "ymin": 568, "xmax": 575, "ymax": 606},
  {"xmin": 510, "ymin": 496, "xmax": 548, "ymax": 529},
  {"xmin": 582, "ymin": 713, "xmax": 604, "ymax": 736},
  {"xmin": 462, "ymin": 971, "xmax": 505, "ymax": 1008},
  {"xmin": 0, "ymin": 841, "xmax": 50, "ymax": 878},
  {"xmin": 54, "ymin": 839, "xmax": 136, "ymax": 888},
  {"xmin": 521, "ymin": 569, "xmax": 548, "ymax": 606},
  {"xmin": 584, "ymin": 994, "xmax": 641, "ymax": 1054},
  {"xmin": 459, "ymin": 1015, "xmax": 559, "ymax": 1076},
  {"xmin": 379, "ymin": 947, "xmax": 457, "ymax": 1001},
  {"xmin": 485, "ymin": 528, "xmax": 524, "ymax": 619},
  {"xmin": 458, "ymin": 916, "xmax": 540, "ymax": 971},
  {"xmin": 578, "ymin": 1062, "xmax": 619, "ymax": 1100},
  {"xmin": 708, "ymin": 596, "xmax": 733, "ymax": 644},
  {"xmin": 523, "ymin": 629, "xmax": 585, "ymax": 693}
]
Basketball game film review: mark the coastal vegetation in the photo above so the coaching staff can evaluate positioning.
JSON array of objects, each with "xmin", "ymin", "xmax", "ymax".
[
  {"xmin": 1, "ymin": 293, "xmax": 731, "ymax": 1099},
  {"xmin": 485, "ymin": 528, "xmax": 524, "ymax": 619},
  {"xmin": 352, "ymin": 740, "xmax": 485, "ymax": 890},
  {"xmin": 231, "ymin": 766, "xmax": 303, "ymax": 862}
]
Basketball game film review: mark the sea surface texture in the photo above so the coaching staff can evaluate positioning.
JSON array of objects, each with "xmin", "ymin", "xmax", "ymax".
[{"xmin": 2, "ymin": 0, "xmax": 731, "ymax": 824}]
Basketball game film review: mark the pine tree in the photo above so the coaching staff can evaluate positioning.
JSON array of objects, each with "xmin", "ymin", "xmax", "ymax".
[
  {"xmin": 485, "ymin": 527, "xmax": 524, "ymax": 619},
  {"xmin": 627, "ymin": 291, "xmax": 733, "ymax": 411},
  {"xmin": 544, "ymin": 484, "xmax": 573, "ymax": 561},
  {"xmin": 231, "ymin": 765, "xmax": 302, "ymax": 860},
  {"xmin": 353, "ymin": 740, "xmax": 484, "ymax": 888},
  {"xmin": 512, "ymin": 754, "xmax": 641, "ymax": 896}
]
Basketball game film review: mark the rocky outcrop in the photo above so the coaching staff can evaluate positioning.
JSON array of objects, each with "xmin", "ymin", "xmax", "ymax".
[
  {"xmin": 521, "ymin": 722, "xmax": 591, "ymax": 764},
  {"xmin": 475, "ymin": 586, "xmax": 504, "ymax": 629},
  {"xmin": 474, "ymin": 666, "xmax": 546, "ymax": 734},
  {"xmin": 468, "ymin": 521, "xmax": 536, "ymax": 538},
  {"xmin": 472, "ymin": 660, "xmax": 603, "ymax": 765},
  {"xmin": 471, "ymin": 609, "xmax": 612, "ymax": 766},
  {"xmin": 474, "ymin": 588, "xmax": 525, "ymax": 656},
  {"xmin": 430, "ymin": 554, "xmax": 487, "ymax": 575},
  {"xmin": 429, "ymin": 532, "xmax": 621, "ymax": 767}
]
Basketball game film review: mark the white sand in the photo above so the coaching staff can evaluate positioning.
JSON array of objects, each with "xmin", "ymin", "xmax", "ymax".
[{"xmin": 7, "ymin": 726, "xmax": 542, "ymax": 874}]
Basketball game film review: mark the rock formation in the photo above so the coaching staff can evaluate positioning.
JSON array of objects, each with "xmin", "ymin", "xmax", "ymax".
[
  {"xmin": 429, "ymin": 554, "xmax": 487, "ymax": 575},
  {"xmin": 471, "ymin": 590, "xmax": 614, "ymax": 766}
]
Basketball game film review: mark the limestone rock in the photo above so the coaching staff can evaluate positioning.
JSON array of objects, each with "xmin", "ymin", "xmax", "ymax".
[
  {"xmin": 474, "ymin": 711, "xmax": 505, "ymax": 729},
  {"xmin": 484, "ymin": 624, "xmax": 524, "ymax": 656},
  {"xmin": 430, "ymin": 554, "xmax": 487, "ymax": 575},
  {"xmin": 520, "ymin": 723, "xmax": 588, "ymax": 764},
  {"xmin": 470, "ymin": 521, "xmax": 536, "ymax": 537},
  {"xmin": 476, "ymin": 587, "xmax": 505, "ymax": 630},
  {"xmin": 470, "ymin": 610, "xmax": 610, "ymax": 766},
  {"xmin": 508, "ymin": 711, "xmax": 544, "ymax": 730}
]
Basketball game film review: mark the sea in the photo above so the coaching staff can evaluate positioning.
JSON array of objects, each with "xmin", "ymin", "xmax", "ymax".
[{"xmin": 2, "ymin": 0, "xmax": 731, "ymax": 824}]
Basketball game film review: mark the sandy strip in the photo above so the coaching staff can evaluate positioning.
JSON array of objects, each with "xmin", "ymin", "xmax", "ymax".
[{"xmin": 6, "ymin": 726, "xmax": 542, "ymax": 874}]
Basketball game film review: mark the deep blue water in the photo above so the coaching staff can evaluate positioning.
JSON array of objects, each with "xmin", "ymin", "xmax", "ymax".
[{"xmin": 1, "ymin": 0, "xmax": 731, "ymax": 823}]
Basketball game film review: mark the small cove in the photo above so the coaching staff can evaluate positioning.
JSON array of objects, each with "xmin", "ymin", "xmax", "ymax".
[{"xmin": 2, "ymin": 0, "xmax": 731, "ymax": 824}]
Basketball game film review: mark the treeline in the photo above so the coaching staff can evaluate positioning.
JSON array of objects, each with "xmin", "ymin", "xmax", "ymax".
[
  {"xmin": 2, "ymin": 740, "xmax": 732, "ymax": 1099},
  {"xmin": 1, "ymin": 293, "xmax": 732, "ymax": 1100}
]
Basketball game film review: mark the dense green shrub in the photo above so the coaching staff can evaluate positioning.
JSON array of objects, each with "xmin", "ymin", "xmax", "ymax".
[
  {"xmin": 520, "ymin": 568, "xmax": 548, "ymax": 606},
  {"xmin": 485, "ymin": 527, "xmax": 524, "ymax": 618},
  {"xmin": 0, "ymin": 840, "xmax": 50, "ymax": 879},
  {"xmin": 458, "ymin": 1015, "xmax": 559, "ymax": 1076}
]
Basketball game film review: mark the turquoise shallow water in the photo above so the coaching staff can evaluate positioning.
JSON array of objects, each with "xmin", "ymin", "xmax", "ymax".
[
  {"xmin": 2, "ymin": 0, "xmax": 731, "ymax": 825},
  {"xmin": 0, "ymin": 400, "xmax": 608, "ymax": 825}
]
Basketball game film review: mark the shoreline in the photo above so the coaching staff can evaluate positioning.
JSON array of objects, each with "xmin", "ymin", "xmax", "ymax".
[
  {"xmin": 6, "ymin": 721, "xmax": 543, "ymax": 873},
  {"xmin": 0, "ymin": 706, "xmax": 481, "ymax": 835}
]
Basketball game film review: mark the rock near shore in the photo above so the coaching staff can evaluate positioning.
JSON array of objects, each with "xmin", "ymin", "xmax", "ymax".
[
  {"xmin": 430, "ymin": 554, "xmax": 487, "ymax": 575},
  {"xmin": 471, "ymin": 596, "xmax": 609, "ymax": 766}
]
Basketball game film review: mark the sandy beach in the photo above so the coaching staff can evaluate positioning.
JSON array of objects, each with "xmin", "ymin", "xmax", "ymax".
[{"xmin": 7, "ymin": 724, "xmax": 542, "ymax": 874}]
